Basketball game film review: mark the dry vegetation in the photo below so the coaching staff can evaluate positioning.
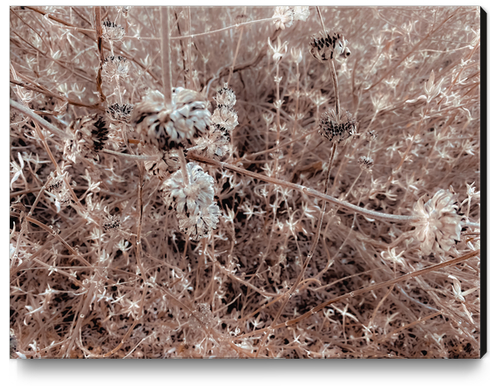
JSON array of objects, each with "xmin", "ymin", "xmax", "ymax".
[{"xmin": 9, "ymin": 6, "xmax": 481, "ymax": 359}]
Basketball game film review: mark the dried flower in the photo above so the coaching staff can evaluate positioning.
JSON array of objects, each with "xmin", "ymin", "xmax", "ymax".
[
  {"xmin": 107, "ymin": 103, "xmax": 133, "ymax": 124},
  {"xmin": 102, "ymin": 55, "xmax": 129, "ymax": 81},
  {"xmin": 102, "ymin": 214, "xmax": 121, "ymax": 234},
  {"xmin": 138, "ymin": 143, "xmax": 171, "ymax": 180},
  {"xmin": 46, "ymin": 171, "xmax": 71, "ymax": 209},
  {"xmin": 163, "ymin": 162, "xmax": 220, "ymax": 240},
  {"xmin": 211, "ymin": 106, "xmax": 238, "ymax": 133},
  {"xmin": 319, "ymin": 108, "xmax": 357, "ymax": 143},
  {"xmin": 191, "ymin": 125, "xmax": 231, "ymax": 159},
  {"xmin": 64, "ymin": 114, "xmax": 109, "ymax": 162},
  {"xmin": 290, "ymin": 47, "xmax": 303, "ymax": 64},
  {"xmin": 358, "ymin": 156, "xmax": 374, "ymax": 171},
  {"xmin": 132, "ymin": 88, "xmax": 211, "ymax": 150},
  {"xmin": 381, "ymin": 248, "xmax": 405, "ymax": 266},
  {"xmin": 102, "ymin": 20, "xmax": 125, "ymax": 42},
  {"xmin": 214, "ymin": 83, "xmax": 236, "ymax": 108},
  {"xmin": 273, "ymin": 6, "xmax": 294, "ymax": 30},
  {"xmin": 412, "ymin": 190, "xmax": 463, "ymax": 254},
  {"xmin": 272, "ymin": 6, "xmax": 310, "ymax": 30},
  {"xmin": 268, "ymin": 37, "xmax": 288, "ymax": 62},
  {"xmin": 309, "ymin": 32, "xmax": 351, "ymax": 62}
]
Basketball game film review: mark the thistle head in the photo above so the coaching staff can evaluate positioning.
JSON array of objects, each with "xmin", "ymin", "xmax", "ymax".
[
  {"xmin": 412, "ymin": 190, "xmax": 463, "ymax": 255},
  {"xmin": 132, "ymin": 88, "xmax": 211, "ymax": 151},
  {"xmin": 102, "ymin": 20, "xmax": 125, "ymax": 42},
  {"xmin": 358, "ymin": 156, "xmax": 374, "ymax": 171},
  {"xmin": 163, "ymin": 163, "xmax": 220, "ymax": 240},
  {"xmin": 309, "ymin": 31, "xmax": 350, "ymax": 62},
  {"xmin": 319, "ymin": 108, "xmax": 357, "ymax": 143}
]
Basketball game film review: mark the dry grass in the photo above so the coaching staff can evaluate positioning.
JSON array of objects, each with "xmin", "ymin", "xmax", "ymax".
[{"xmin": 9, "ymin": 6, "xmax": 481, "ymax": 359}]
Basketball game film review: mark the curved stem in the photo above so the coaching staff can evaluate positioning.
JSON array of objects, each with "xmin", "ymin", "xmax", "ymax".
[{"xmin": 187, "ymin": 152, "xmax": 417, "ymax": 223}]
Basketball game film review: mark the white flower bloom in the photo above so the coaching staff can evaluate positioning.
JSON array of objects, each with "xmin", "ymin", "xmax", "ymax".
[
  {"xmin": 381, "ymin": 248, "xmax": 405, "ymax": 265},
  {"xmin": 268, "ymin": 37, "xmax": 288, "ymax": 62},
  {"xmin": 412, "ymin": 190, "xmax": 463, "ymax": 255},
  {"xmin": 163, "ymin": 163, "xmax": 220, "ymax": 240},
  {"xmin": 132, "ymin": 88, "xmax": 211, "ymax": 150},
  {"xmin": 273, "ymin": 6, "xmax": 294, "ymax": 30},
  {"xmin": 211, "ymin": 106, "xmax": 238, "ymax": 132}
]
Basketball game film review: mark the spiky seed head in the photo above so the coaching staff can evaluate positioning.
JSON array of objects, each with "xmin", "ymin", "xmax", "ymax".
[
  {"xmin": 309, "ymin": 31, "xmax": 350, "ymax": 62},
  {"xmin": 102, "ymin": 214, "xmax": 121, "ymax": 234},
  {"xmin": 102, "ymin": 55, "xmax": 129, "ymax": 81},
  {"xmin": 211, "ymin": 106, "xmax": 238, "ymax": 133},
  {"xmin": 102, "ymin": 20, "xmax": 125, "ymax": 42},
  {"xmin": 358, "ymin": 156, "xmax": 374, "ymax": 171},
  {"xmin": 64, "ymin": 114, "xmax": 108, "ymax": 162},
  {"xmin": 107, "ymin": 103, "xmax": 133, "ymax": 124},
  {"xmin": 214, "ymin": 83, "xmax": 236, "ymax": 108},
  {"xmin": 319, "ymin": 108, "xmax": 357, "ymax": 143}
]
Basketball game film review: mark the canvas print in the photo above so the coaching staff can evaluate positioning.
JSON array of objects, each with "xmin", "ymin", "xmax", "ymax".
[{"xmin": 9, "ymin": 6, "xmax": 482, "ymax": 359}]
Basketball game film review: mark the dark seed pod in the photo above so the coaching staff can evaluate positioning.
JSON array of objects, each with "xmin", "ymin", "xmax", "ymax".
[
  {"xmin": 319, "ymin": 108, "xmax": 357, "ymax": 143},
  {"xmin": 309, "ymin": 31, "xmax": 350, "ymax": 62}
]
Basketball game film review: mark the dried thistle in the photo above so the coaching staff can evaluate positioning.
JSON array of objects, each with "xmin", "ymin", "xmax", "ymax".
[
  {"xmin": 46, "ymin": 170, "xmax": 71, "ymax": 209},
  {"xmin": 102, "ymin": 20, "xmax": 125, "ymax": 42},
  {"xmin": 64, "ymin": 114, "xmax": 109, "ymax": 162},
  {"xmin": 132, "ymin": 88, "xmax": 211, "ymax": 150},
  {"xmin": 412, "ymin": 190, "xmax": 463, "ymax": 254},
  {"xmin": 211, "ymin": 106, "xmax": 238, "ymax": 133},
  {"xmin": 107, "ymin": 103, "xmax": 133, "ymax": 124},
  {"xmin": 358, "ymin": 156, "xmax": 374, "ymax": 171},
  {"xmin": 319, "ymin": 108, "xmax": 357, "ymax": 143},
  {"xmin": 309, "ymin": 31, "xmax": 351, "ymax": 62},
  {"xmin": 163, "ymin": 162, "xmax": 220, "ymax": 240},
  {"xmin": 102, "ymin": 214, "xmax": 121, "ymax": 234},
  {"xmin": 102, "ymin": 55, "xmax": 129, "ymax": 81},
  {"xmin": 214, "ymin": 83, "xmax": 236, "ymax": 108}
]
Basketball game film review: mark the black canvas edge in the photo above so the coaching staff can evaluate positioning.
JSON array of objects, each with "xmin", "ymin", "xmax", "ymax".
[{"xmin": 480, "ymin": 5, "xmax": 487, "ymax": 359}]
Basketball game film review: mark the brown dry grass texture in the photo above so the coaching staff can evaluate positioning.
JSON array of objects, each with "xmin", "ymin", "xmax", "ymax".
[{"xmin": 9, "ymin": 6, "xmax": 481, "ymax": 359}]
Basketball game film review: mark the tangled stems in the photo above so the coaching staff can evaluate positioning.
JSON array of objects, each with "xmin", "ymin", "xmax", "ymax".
[
  {"xmin": 187, "ymin": 153, "xmax": 417, "ymax": 223},
  {"xmin": 8, "ymin": 97, "xmax": 418, "ymax": 224},
  {"xmin": 237, "ymin": 249, "xmax": 480, "ymax": 340}
]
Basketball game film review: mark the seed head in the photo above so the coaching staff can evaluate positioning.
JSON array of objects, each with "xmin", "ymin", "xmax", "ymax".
[
  {"xmin": 163, "ymin": 162, "xmax": 220, "ymax": 240},
  {"xmin": 272, "ymin": 6, "xmax": 310, "ymax": 30},
  {"xmin": 107, "ymin": 103, "xmax": 133, "ymax": 124},
  {"xmin": 358, "ymin": 156, "xmax": 374, "ymax": 171},
  {"xmin": 132, "ymin": 88, "xmax": 211, "ymax": 151},
  {"xmin": 365, "ymin": 130, "xmax": 378, "ymax": 142},
  {"xmin": 214, "ymin": 83, "xmax": 236, "ymax": 108},
  {"xmin": 102, "ymin": 214, "xmax": 121, "ymax": 234},
  {"xmin": 211, "ymin": 106, "xmax": 238, "ymax": 133},
  {"xmin": 102, "ymin": 20, "xmax": 125, "ymax": 42},
  {"xmin": 412, "ymin": 190, "xmax": 463, "ymax": 255},
  {"xmin": 64, "ymin": 114, "xmax": 108, "ymax": 162},
  {"xmin": 272, "ymin": 6, "xmax": 294, "ymax": 30},
  {"xmin": 46, "ymin": 171, "xmax": 71, "ymax": 209},
  {"xmin": 319, "ymin": 109, "xmax": 357, "ymax": 143},
  {"xmin": 309, "ymin": 31, "xmax": 350, "ymax": 62},
  {"xmin": 102, "ymin": 55, "xmax": 129, "ymax": 81}
]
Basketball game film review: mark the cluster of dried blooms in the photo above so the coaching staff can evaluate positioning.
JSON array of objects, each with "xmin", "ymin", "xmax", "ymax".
[{"xmin": 10, "ymin": 6, "xmax": 480, "ymax": 359}]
